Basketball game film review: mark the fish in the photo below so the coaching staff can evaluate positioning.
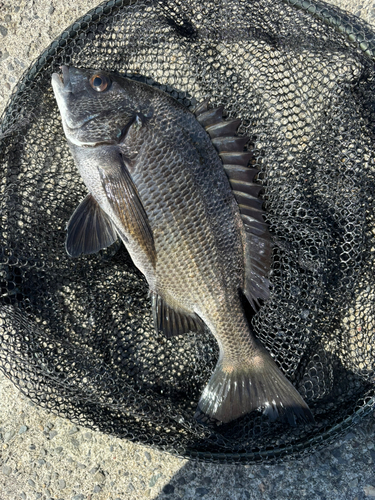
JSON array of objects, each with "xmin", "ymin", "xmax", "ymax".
[{"xmin": 51, "ymin": 65, "xmax": 314, "ymax": 426}]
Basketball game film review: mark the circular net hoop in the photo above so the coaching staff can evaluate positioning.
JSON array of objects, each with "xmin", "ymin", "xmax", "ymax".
[{"xmin": 0, "ymin": 0, "xmax": 375, "ymax": 463}]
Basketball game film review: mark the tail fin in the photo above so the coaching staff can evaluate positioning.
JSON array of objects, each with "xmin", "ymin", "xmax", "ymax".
[{"xmin": 195, "ymin": 344, "xmax": 313, "ymax": 426}]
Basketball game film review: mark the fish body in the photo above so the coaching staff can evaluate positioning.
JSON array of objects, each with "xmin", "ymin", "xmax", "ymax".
[{"xmin": 52, "ymin": 66, "xmax": 313, "ymax": 425}]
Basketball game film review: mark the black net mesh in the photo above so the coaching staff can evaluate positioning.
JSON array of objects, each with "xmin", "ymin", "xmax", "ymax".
[{"xmin": 1, "ymin": 0, "xmax": 375, "ymax": 463}]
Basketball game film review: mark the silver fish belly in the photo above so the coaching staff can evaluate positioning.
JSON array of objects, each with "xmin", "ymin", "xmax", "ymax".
[{"xmin": 52, "ymin": 66, "xmax": 313, "ymax": 425}]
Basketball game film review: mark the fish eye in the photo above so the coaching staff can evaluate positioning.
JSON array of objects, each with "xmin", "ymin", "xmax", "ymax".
[{"xmin": 89, "ymin": 73, "xmax": 111, "ymax": 92}]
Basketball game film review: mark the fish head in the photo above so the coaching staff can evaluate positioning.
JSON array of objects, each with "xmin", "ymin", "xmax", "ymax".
[{"xmin": 51, "ymin": 66, "xmax": 151, "ymax": 147}]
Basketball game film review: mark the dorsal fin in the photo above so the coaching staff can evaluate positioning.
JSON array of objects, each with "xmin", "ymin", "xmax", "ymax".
[
  {"xmin": 230, "ymin": 180, "xmax": 263, "ymax": 198},
  {"xmin": 238, "ymin": 204, "xmax": 265, "ymax": 223},
  {"xmin": 222, "ymin": 165, "xmax": 258, "ymax": 183},
  {"xmin": 232, "ymin": 191, "xmax": 264, "ymax": 211},
  {"xmin": 220, "ymin": 151, "xmax": 253, "ymax": 166},
  {"xmin": 193, "ymin": 98, "xmax": 210, "ymax": 115},
  {"xmin": 205, "ymin": 119, "xmax": 241, "ymax": 138},
  {"xmin": 194, "ymin": 99, "xmax": 272, "ymax": 310},
  {"xmin": 212, "ymin": 136, "xmax": 249, "ymax": 152},
  {"xmin": 196, "ymin": 107, "xmax": 224, "ymax": 127}
]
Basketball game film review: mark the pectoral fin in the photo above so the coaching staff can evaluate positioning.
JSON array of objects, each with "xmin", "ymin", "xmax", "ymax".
[
  {"xmin": 66, "ymin": 193, "xmax": 118, "ymax": 257},
  {"xmin": 98, "ymin": 152, "xmax": 156, "ymax": 265}
]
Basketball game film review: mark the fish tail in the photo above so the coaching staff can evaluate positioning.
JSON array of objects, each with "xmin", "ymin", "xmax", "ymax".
[{"xmin": 195, "ymin": 342, "xmax": 314, "ymax": 426}]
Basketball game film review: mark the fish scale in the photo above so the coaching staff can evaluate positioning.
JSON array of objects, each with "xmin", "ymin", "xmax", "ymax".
[
  {"xmin": 137, "ymin": 133, "xmax": 242, "ymax": 323},
  {"xmin": 52, "ymin": 65, "xmax": 314, "ymax": 426},
  {"xmin": 132, "ymin": 115, "xmax": 241, "ymax": 299}
]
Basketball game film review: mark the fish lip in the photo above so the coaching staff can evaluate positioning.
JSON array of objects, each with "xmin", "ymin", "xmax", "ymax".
[
  {"xmin": 51, "ymin": 65, "xmax": 72, "ymax": 92},
  {"xmin": 61, "ymin": 65, "xmax": 71, "ymax": 89},
  {"xmin": 51, "ymin": 72, "xmax": 63, "ymax": 88}
]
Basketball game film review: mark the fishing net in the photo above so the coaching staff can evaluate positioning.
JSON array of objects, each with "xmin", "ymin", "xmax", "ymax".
[{"xmin": 0, "ymin": 0, "xmax": 374, "ymax": 463}]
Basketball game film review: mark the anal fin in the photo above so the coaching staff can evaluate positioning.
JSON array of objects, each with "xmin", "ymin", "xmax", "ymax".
[
  {"xmin": 66, "ymin": 194, "xmax": 118, "ymax": 257},
  {"xmin": 151, "ymin": 291, "xmax": 206, "ymax": 338}
]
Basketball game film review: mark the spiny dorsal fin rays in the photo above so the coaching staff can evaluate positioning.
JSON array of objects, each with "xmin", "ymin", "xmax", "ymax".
[
  {"xmin": 194, "ymin": 99, "xmax": 272, "ymax": 310},
  {"xmin": 193, "ymin": 98, "xmax": 210, "ymax": 116},
  {"xmin": 239, "ymin": 204, "xmax": 266, "ymax": 223},
  {"xmin": 212, "ymin": 136, "xmax": 249, "ymax": 152},
  {"xmin": 223, "ymin": 165, "xmax": 258, "ymax": 183},
  {"xmin": 205, "ymin": 118, "xmax": 241, "ymax": 138},
  {"xmin": 196, "ymin": 106, "xmax": 224, "ymax": 127},
  {"xmin": 241, "ymin": 215, "xmax": 269, "ymax": 237},
  {"xmin": 220, "ymin": 151, "xmax": 253, "ymax": 166},
  {"xmin": 232, "ymin": 191, "xmax": 264, "ymax": 211},
  {"xmin": 230, "ymin": 179, "xmax": 264, "ymax": 198}
]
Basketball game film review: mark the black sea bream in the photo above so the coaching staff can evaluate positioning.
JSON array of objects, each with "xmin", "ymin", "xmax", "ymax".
[{"xmin": 52, "ymin": 66, "xmax": 313, "ymax": 425}]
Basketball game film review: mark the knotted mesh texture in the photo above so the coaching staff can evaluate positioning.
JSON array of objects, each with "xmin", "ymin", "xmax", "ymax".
[{"xmin": 0, "ymin": 0, "xmax": 374, "ymax": 463}]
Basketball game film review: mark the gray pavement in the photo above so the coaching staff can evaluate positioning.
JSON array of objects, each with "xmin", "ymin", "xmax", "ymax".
[{"xmin": 1, "ymin": 0, "xmax": 375, "ymax": 499}]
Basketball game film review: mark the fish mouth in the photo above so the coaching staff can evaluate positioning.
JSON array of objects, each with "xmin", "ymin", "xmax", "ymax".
[
  {"xmin": 51, "ymin": 65, "xmax": 72, "ymax": 92},
  {"xmin": 51, "ymin": 66, "xmax": 101, "ymax": 136}
]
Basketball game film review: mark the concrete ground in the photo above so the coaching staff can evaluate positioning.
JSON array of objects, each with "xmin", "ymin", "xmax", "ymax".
[{"xmin": 1, "ymin": 0, "xmax": 375, "ymax": 499}]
